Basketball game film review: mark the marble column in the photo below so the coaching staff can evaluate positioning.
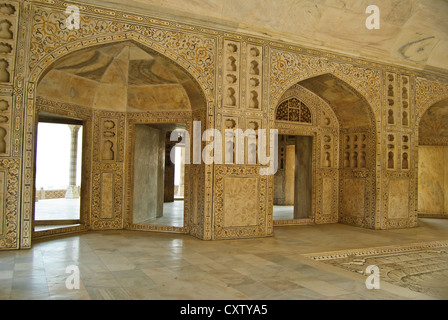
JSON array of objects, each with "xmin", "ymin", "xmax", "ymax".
[
  {"xmin": 179, "ymin": 147, "xmax": 185, "ymax": 197},
  {"xmin": 65, "ymin": 125, "xmax": 81, "ymax": 199}
]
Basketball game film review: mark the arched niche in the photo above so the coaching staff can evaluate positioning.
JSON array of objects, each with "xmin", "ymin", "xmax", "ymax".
[
  {"xmin": 28, "ymin": 39, "xmax": 209, "ymax": 242},
  {"xmin": 271, "ymin": 73, "xmax": 377, "ymax": 229},
  {"xmin": 417, "ymin": 98, "xmax": 448, "ymax": 219}
]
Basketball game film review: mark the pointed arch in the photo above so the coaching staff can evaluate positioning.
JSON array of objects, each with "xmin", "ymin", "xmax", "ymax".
[
  {"xmin": 270, "ymin": 71, "xmax": 378, "ymax": 131},
  {"xmin": 418, "ymin": 98, "xmax": 448, "ymax": 146},
  {"xmin": 271, "ymin": 72, "xmax": 378, "ymax": 230},
  {"xmin": 21, "ymin": 32, "xmax": 213, "ymax": 247},
  {"xmin": 28, "ymin": 32, "xmax": 214, "ymax": 104}
]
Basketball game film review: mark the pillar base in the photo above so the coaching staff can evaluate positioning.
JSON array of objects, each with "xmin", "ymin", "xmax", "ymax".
[{"xmin": 65, "ymin": 185, "xmax": 80, "ymax": 199}]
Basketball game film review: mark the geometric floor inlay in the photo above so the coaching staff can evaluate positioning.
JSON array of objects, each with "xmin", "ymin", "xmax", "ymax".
[{"xmin": 303, "ymin": 240, "xmax": 448, "ymax": 299}]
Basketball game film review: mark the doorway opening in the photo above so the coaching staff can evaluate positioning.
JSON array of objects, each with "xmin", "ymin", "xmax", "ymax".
[
  {"xmin": 417, "ymin": 99, "xmax": 448, "ymax": 220},
  {"xmin": 274, "ymin": 134, "xmax": 313, "ymax": 222},
  {"xmin": 34, "ymin": 114, "xmax": 83, "ymax": 232},
  {"xmin": 132, "ymin": 123, "xmax": 186, "ymax": 228}
]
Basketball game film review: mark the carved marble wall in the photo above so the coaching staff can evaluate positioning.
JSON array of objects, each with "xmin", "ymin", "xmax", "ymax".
[
  {"xmin": 0, "ymin": 0, "xmax": 20, "ymax": 249},
  {"xmin": 0, "ymin": 0, "xmax": 447, "ymax": 249}
]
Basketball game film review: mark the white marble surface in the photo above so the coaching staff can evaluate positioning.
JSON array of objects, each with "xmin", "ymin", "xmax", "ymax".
[
  {"xmin": 80, "ymin": 0, "xmax": 448, "ymax": 72},
  {"xmin": 1, "ymin": 218, "xmax": 447, "ymax": 300}
]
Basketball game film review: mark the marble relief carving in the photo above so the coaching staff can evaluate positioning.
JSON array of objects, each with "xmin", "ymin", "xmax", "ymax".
[
  {"xmin": 386, "ymin": 72, "xmax": 396, "ymax": 125},
  {"xmin": 91, "ymin": 162, "xmax": 123, "ymax": 230},
  {"xmin": 270, "ymin": 50, "xmax": 382, "ymax": 120},
  {"xmin": 0, "ymin": 1, "xmax": 16, "ymax": 86},
  {"xmin": 23, "ymin": 3, "xmax": 216, "ymax": 242},
  {"xmin": 0, "ymin": 97, "xmax": 9, "ymax": 155},
  {"xmin": 101, "ymin": 120, "xmax": 117, "ymax": 161},
  {"xmin": 343, "ymin": 134, "xmax": 367, "ymax": 169},
  {"xmin": 415, "ymin": 78, "xmax": 448, "ymax": 124},
  {"xmin": 29, "ymin": 7, "xmax": 216, "ymax": 94},
  {"xmin": 0, "ymin": 159, "xmax": 19, "ymax": 249},
  {"xmin": 0, "ymin": 0, "xmax": 21, "ymax": 249},
  {"xmin": 223, "ymin": 176, "xmax": 259, "ymax": 227},
  {"xmin": 247, "ymin": 45, "xmax": 262, "ymax": 110},
  {"xmin": 214, "ymin": 166, "xmax": 267, "ymax": 239},
  {"xmin": 401, "ymin": 76, "xmax": 410, "ymax": 127},
  {"xmin": 223, "ymin": 40, "xmax": 240, "ymax": 108},
  {"xmin": 387, "ymin": 134, "xmax": 396, "ymax": 170},
  {"xmin": 0, "ymin": 0, "xmax": 17, "ymax": 159}
]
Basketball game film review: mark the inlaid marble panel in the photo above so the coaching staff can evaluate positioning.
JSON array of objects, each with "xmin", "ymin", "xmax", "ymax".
[
  {"xmin": 341, "ymin": 178, "xmax": 365, "ymax": 218},
  {"xmin": 0, "ymin": 171, "xmax": 4, "ymax": 235},
  {"xmin": 388, "ymin": 179, "xmax": 410, "ymax": 219},
  {"xmin": 223, "ymin": 176, "xmax": 258, "ymax": 227},
  {"xmin": 100, "ymin": 172, "xmax": 114, "ymax": 220}
]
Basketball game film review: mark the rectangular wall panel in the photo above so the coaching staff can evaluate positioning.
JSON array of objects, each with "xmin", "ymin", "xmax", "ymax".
[
  {"xmin": 100, "ymin": 172, "xmax": 114, "ymax": 220},
  {"xmin": 0, "ymin": 171, "xmax": 5, "ymax": 236},
  {"xmin": 224, "ymin": 176, "xmax": 258, "ymax": 227}
]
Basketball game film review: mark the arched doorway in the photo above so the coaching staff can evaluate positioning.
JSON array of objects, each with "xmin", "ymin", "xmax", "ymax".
[
  {"xmin": 31, "ymin": 40, "xmax": 208, "ymax": 238},
  {"xmin": 417, "ymin": 98, "xmax": 448, "ymax": 219},
  {"xmin": 272, "ymin": 73, "xmax": 377, "ymax": 228}
]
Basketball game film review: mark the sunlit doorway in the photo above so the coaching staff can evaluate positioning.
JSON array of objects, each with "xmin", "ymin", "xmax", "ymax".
[
  {"xmin": 273, "ymin": 134, "xmax": 313, "ymax": 222},
  {"xmin": 34, "ymin": 114, "xmax": 83, "ymax": 231}
]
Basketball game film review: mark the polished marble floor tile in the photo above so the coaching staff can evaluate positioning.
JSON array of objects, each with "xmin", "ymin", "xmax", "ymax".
[{"xmin": 0, "ymin": 218, "xmax": 447, "ymax": 300}]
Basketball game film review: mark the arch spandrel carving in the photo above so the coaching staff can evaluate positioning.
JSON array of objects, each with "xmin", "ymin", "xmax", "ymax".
[
  {"xmin": 415, "ymin": 77, "xmax": 448, "ymax": 126},
  {"xmin": 29, "ymin": 5, "xmax": 216, "ymax": 103}
]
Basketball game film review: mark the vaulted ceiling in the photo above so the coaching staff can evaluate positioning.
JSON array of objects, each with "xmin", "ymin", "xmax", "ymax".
[
  {"xmin": 84, "ymin": 0, "xmax": 448, "ymax": 73},
  {"xmin": 299, "ymin": 74, "xmax": 372, "ymax": 128},
  {"xmin": 37, "ymin": 42, "xmax": 205, "ymax": 111},
  {"xmin": 420, "ymin": 99, "xmax": 448, "ymax": 140}
]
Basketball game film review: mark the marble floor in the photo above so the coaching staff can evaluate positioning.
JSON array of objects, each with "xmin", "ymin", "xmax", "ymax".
[
  {"xmin": 138, "ymin": 201, "xmax": 184, "ymax": 227},
  {"xmin": 34, "ymin": 198, "xmax": 81, "ymax": 232},
  {"xmin": 35, "ymin": 200, "xmax": 292, "ymax": 226},
  {"xmin": 273, "ymin": 205, "xmax": 294, "ymax": 220},
  {"xmin": 34, "ymin": 199, "xmax": 185, "ymax": 230},
  {"xmin": 34, "ymin": 198, "xmax": 81, "ymax": 221},
  {"xmin": 1, "ymin": 218, "xmax": 447, "ymax": 300}
]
